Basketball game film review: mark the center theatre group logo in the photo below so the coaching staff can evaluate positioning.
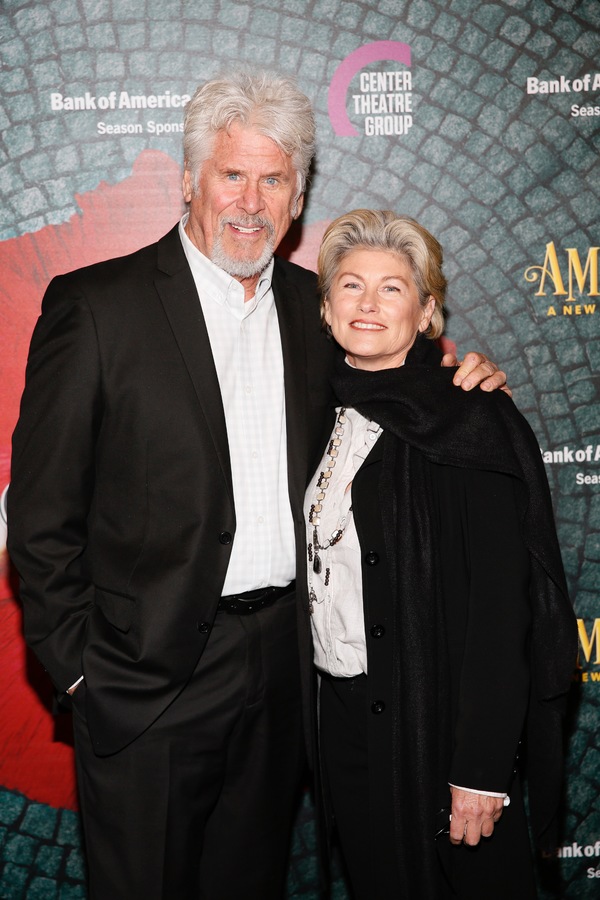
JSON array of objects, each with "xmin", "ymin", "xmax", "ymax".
[
  {"xmin": 524, "ymin": 242, "xmax": 599, "ymax": 317},
  {"xmin": 328, "ymin": 41, "xmax": 413, "ymax": 137}
]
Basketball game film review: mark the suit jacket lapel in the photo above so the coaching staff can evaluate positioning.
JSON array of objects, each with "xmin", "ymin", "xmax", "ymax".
[
  {"xmin": 272, "ymin": 259, "xmax": 309, "ymax": 517},
  {"xmin": 154, "ymin": 226, "xmax": 234, "ymax": 502}
]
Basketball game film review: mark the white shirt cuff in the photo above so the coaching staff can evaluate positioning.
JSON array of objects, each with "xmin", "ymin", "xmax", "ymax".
[{"xmin": 449, "ymin": 784, "xmax": 510, "ymax": 806}]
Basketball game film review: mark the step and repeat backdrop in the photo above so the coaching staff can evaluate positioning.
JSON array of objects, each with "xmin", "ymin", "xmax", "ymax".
[{"xmin": 0, "ymin": 0, "xmax": 598, "ymax": 897}]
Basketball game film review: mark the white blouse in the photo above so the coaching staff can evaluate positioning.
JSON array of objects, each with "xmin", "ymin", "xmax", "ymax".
[{"xmin": 304, "ymin": 407, "xmax": 382, "ymax": 676}]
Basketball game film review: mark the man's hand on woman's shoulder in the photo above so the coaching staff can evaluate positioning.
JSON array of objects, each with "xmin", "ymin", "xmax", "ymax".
[{"xmin": 441, "ymin": 351, "xmax": 511, "ymax": 396}]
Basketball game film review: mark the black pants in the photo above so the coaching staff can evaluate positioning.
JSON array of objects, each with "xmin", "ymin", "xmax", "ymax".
[
  {"xmin": 73, "ymin": 591, "xmax": 305, "ymax": 900},
  {"xmin": 320, "ymin": 672, "xmax": 399, "ymax": 900}
]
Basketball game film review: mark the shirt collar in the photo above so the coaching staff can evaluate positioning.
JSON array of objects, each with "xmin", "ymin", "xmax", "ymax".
[{"xmin": 179, "ymin": 213, "xmax": 274, "ymax": 318}]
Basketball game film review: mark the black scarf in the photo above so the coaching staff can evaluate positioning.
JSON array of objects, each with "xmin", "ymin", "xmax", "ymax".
[{"xmin": 331, "ymin": 336, "xmax": 576, "ymax": 893}]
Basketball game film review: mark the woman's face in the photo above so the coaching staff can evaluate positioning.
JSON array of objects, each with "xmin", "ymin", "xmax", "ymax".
[{"xmin": 324, "ymin": 248, "xmax": 435, "ymax": 370}]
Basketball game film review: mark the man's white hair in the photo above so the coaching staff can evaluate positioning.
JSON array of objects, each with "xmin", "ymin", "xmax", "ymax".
[{"xmin": 183, "ymin": 70, "xmax": 316, "ymax": 206}]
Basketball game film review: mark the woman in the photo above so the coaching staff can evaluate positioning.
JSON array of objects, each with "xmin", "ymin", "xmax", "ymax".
[{"xmin": 305, "ymin": 210, "xmax": 576, "ymax": 899}]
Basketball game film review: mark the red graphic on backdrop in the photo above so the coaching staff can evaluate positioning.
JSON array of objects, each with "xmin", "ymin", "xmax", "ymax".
[{"xmin": 0, "ymin": 150, "xmax": 331, "ymax": 809}]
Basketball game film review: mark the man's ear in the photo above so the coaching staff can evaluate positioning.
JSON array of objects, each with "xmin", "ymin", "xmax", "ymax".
[
  {"xmin": 182, "ymin": 167, "xmax": 193, "ymax": 203},
  {"xmin": 293, "ymin": 192, "xmax": 305, "ymax": 220}
]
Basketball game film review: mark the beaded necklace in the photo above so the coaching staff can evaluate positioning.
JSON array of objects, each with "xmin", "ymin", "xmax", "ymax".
[{"xmin": 307, "ymin": 407, "xmax": 353, "ymax": 613}]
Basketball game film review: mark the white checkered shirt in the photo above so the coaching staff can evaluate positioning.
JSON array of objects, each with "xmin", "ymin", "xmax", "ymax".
[{"xmin": 179, "ymin": 216, "xmax": 295, "ymax": 594}]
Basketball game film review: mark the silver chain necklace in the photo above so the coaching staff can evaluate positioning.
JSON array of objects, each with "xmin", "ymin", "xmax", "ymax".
[{"xmin": 307, "ymin": 408, "xmax": 353, "ymax": 613}]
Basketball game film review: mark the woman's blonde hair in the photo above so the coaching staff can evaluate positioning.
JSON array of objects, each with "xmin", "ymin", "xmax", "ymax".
[{"xmin": 318, "ymin": 209, "xmax": 447, "ymax": 339}]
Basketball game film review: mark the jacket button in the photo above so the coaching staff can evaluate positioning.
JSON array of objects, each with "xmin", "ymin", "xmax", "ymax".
[
  {"xmin": 371, "ymin": 700, "xmax": 386, "ymax": 714},
  {"xmin": 219, "ymin": 531, "xmax": 233, "ymax": 545},
  {"xmin": 370, "ymin": 624, "xmax": 385, "ymax": 639},
  {"xmin": 365, "ymin": 550, "xmax": 379, "ymax": 566},
  {"xmin": 197, "ymin": 622, "xmax": 211, "ymax": 634}
]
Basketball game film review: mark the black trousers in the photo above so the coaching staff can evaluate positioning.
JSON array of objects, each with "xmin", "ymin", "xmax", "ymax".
[
  {"xmin": 72, "ymin": 591, "xmax": 305, "ymax": 900},
  {"xmin": 320, "ymin": 672, "xmax": 398, "ymax": 900}
]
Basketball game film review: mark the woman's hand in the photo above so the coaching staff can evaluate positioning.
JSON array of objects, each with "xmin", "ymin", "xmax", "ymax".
[
  {"xmin": 441, "ymin": 351, "xmax": 511, "ymax": 396},
  {"xmin": 449, "ymin": 787, "xmax": 505, "ymax": 846}
]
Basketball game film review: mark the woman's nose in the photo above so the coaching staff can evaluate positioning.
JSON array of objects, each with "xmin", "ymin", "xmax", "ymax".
[{"xmin": 358, "ymin": 289, "xmax": 378, "ymax": 312}]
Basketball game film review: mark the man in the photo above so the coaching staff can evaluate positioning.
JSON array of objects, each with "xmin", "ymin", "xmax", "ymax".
[{"xmin": 8, "ymin": 72, "xmax": 506, "ymax": 899}]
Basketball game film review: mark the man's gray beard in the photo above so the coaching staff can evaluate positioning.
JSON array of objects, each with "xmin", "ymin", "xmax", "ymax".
[{"xmin": 211, "ymin": 217, "xmax": 276, "ymax": 280}]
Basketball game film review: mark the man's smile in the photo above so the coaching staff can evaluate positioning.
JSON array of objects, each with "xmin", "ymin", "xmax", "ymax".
[{"xmin": 229, "ymin": 223, "xmax": 263, "ymax": 234}]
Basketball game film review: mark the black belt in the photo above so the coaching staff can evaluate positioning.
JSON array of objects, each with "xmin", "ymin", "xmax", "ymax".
[{"xmin": 217, "ymin": 581, "xmax": 295, "ymax": 615}]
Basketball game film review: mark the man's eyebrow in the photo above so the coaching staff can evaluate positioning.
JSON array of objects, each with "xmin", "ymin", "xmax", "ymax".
[{"xmin": 216, "ymin": 165, "xmax": 291, "ymax": 181}]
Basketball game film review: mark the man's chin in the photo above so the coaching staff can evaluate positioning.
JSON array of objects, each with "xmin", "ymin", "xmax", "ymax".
[{"xmin": 211, "ymin": 244, "xmax": 275, "ymax": 280}]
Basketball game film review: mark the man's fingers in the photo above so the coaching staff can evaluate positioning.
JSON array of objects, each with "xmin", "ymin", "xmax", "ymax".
[
  {"xmin": 441, "ymin": 352, "xmax": 458, "ymax": 368},
  {"xmin": 477, "ymin": 368, "xmax": 509, "ymax": 392},
  {"xmin": 453, "ymin": 351, "xmax": 493, "ymax": 379},
  {"xmin": 444, "ymin": 351, "xmax": 512, "ymax": 395}
]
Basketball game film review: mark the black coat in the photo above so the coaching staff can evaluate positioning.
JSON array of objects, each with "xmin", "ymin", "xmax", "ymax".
[
  {"xmin": 8, "ymin": 225, "xmax": 335, "ymax": 758},
  {"xmin": 353, "ymin": 435, "xmax": 537, "ymax": 898},
  {"xmin": 331, "ymin": 339, "xmax": 576, "ymax": 898}
]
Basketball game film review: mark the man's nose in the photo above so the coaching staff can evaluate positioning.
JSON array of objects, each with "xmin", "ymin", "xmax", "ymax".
[{"xmin": 237, "ymin": 182, "xmax": 264, "ymax": 214}]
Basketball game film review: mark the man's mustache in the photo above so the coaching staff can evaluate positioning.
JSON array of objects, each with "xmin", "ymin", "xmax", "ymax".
[{"xmin": 219, "ymin": 215, "xmax": 275, "ymax": 238}]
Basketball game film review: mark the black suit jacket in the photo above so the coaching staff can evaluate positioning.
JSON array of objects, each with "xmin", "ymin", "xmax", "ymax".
[{"xmin": 8, "ymin": 225, "xmax": 335, "ymax": 755}]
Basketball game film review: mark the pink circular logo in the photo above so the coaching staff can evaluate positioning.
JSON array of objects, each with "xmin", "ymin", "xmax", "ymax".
[{"xmin": 328, "ymin": 41, "xmax": 412, "ymax": 137}]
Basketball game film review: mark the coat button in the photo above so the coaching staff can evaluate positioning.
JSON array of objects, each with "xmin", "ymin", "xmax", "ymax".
[
  {"xmin": 219, "ymin": 531, "xmax": 233, "ymax": 545},
  {"xmin": 197, "ymin": 622, "xmax": 211, "ymax": 634},
  {"xmin": 365, "ymin": 550, "xmax": 379, "ymax": 566},
  {"xmin": 371, "ymin": 700, "xmax": 386, "ymax": 714},
  {"xmin": 370, "ymin": 624, "xmax": 385, "ymax": 639}
]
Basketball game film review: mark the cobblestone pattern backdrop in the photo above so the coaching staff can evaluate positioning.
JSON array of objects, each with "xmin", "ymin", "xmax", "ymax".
[{"xmin": 1, "ymin": 0, "xmax": 599, "ymax": 897}]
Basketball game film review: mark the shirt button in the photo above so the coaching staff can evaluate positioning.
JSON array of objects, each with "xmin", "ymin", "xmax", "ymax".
[
  {"xmin": 371, "ymin": 700, "xmax": 386, "ymax": 715},
  {"xmin": 370, "ymin": 624, "xmax": 385, "ymax": 639},
  {"xmin": 365, "ymin": 550, "xmax": 379, "ymax": 566},
  {"xmin": 197, "ymin": 622, "xmax": 211, "ymax": 634},
  {"xmin": 219, "ymin": 531, "xmax": 233, "ymax": 545}
]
